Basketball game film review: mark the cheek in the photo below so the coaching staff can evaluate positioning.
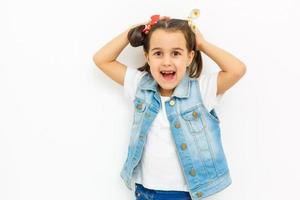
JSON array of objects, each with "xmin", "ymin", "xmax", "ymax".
[
  {"xmin": 181, "ymin": 67, "xmax": 188, "ymax": 74},
  {"xmin": 149, "ymin": 60, "xmax": 160, "ymax": 67},
  {"xmin": 149, "ymin": 63, "xmax": 160, "ymax": 72},
  {"xmin": 174, "ymin": 59, "xmax": 188, "ymax": 67},
  {"xmin": 149, "ymin": 67, "xmax": 160, "ymax": 78},
  {"xmin": 178, "ymin": 67, "xmax": 188, "ymax": 79}
]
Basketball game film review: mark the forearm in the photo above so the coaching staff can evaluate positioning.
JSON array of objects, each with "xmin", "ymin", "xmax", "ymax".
[
  {"xmin": 93, "ymin": 27, "xmax": 132, "ymax": 64},
  {"xmin": 198, "ymin": 40, "xmax": 246, "ymax": 75}
]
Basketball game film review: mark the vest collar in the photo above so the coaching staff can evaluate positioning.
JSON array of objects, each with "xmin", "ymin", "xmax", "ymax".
[{"xmin": 139, "ymin": 71, "xmax": 191, "ymax": 98}]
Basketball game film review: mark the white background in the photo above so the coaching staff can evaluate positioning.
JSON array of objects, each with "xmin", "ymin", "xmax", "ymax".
[{"xmin": 1, "ymin": 0, "xmax": 300, "ymax": 199}]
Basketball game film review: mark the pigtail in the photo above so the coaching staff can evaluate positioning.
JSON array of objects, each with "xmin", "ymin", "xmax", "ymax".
[
  {"xmin": 188, "ymin": 49, "xmax": 203, "ymax": 78},
  {"xmin": 127, "ymin": 25, "xmax": 147, "ymax": 47}
]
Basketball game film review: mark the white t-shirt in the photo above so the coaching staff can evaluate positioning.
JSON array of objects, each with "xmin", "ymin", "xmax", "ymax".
[{"xmin": 123, "ymin": 67, "xmax": 224, "ymax": 191}]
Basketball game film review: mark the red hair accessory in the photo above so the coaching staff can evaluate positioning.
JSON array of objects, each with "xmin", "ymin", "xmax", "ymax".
[{"xmin": 142, "ymin": 14, "xmax": 160, "ymax": 34}]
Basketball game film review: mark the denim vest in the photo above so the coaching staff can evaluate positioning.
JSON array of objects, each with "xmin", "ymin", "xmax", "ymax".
[{"xmin": 120, "ymin": 72, "xmax": 232, "ymax": 199}]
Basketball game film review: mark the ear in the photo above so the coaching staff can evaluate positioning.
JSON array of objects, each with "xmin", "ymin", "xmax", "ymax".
[
  {"xmin": 144, "ymin": 52, "xmax": 150, "ymax": 62},
  {"xmin": 187, "ymin": 50, "xmax": 195, "ymax": 66}
]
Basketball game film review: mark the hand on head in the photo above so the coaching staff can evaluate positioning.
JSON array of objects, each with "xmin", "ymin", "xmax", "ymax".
[
  {"xmin": 159, "ymin": 16, "xmax": 171, "ymax": 21},
  {"xmin": 192, "ymin": 26, "xmax": 206, "ymax": 51},
  {"xmin": 129, "ymin": 14, "xmax": 205, "ymax": 51},
  {"xmin": 131, "ymin": 15, "xmax": 171, "ymax": 29}
]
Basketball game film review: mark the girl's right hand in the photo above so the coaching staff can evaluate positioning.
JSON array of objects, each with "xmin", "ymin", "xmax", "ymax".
[{"xmin": 130, "ymin": 15, "xmax": 171, "ymax": 29}]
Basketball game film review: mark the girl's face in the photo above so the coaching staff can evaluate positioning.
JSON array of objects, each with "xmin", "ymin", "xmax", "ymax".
[{"xmin": 145, "ymin": 29, "xmax": 195, "ymax": 97}]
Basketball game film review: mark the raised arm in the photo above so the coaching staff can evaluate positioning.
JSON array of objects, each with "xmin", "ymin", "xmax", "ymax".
[
  {"xmin": 93, "ymin": 16, "xmax": 170, "ymax": 86},
  {"xmin": 194, "ymin": 27, "xmax": 247, "ymax": 95},
  {"xmin": 92, "ymin": 27, "xmax": 132, "ymax": 86}
]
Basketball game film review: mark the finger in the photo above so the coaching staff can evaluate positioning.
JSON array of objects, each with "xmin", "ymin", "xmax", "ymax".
[{"xmin": 160, "ymin": 16, "xmax": 171, "ymax": 20}]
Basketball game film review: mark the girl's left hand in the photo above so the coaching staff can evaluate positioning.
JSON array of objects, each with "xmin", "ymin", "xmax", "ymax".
[
  {"xmin": 143, "ymin": 15, "xmax": 170, "ymax": 26},
  {"xmin": 192, "ymin": 26, "xmax": 207, "ymax": 51}
]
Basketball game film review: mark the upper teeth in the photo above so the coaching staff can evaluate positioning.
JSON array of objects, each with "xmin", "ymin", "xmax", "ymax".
[{"xmin": 161, "ymin": 71, "xmax": 174, "ymax": 74}]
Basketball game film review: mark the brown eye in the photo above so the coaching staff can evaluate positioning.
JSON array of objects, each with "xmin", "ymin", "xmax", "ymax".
[
  {"xmin": 173, "ymin": 51, "xmax": 181, "ymax": 56},
  {"xmin": 154, "ymin": 52, "xmax": 161, "ymax": 56}
]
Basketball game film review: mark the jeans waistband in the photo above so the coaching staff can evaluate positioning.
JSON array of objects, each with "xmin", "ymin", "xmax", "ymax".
[{"xmin": 135, "ymin": 183, "xmax": 190, "ymax": 198}]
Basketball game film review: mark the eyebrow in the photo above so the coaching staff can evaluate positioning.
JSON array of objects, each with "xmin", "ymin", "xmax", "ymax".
[{"xmin": 150, "ymin": 47, "xmax": 184, "ymax": 52}]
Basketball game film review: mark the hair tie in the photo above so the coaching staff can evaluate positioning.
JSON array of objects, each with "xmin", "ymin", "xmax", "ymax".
[
  {"xmin": 141, "ymin": 9, "xmax": 199, "ymax": 35},
  {"xmin": 142, "ymin": 14, "xmax": 160, "ymax": 34}
]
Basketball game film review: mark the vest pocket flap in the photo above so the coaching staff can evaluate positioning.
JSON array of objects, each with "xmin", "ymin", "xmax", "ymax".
[
  {"xmin": 181, "ymin": 106, "xmax": 201, "ymax": 121},
  {"xmin": 134, "ymin": 98, "xmax": 146, "ymax": 113},
  {"xmin": 181, "ymin": 106, "xmax": 205, "ymax": 133}
]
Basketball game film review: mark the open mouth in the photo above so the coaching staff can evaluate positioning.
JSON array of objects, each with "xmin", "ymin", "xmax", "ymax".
[{"xmin": 160, "ymin": 70, "xmax": 176, "ymax": 81}]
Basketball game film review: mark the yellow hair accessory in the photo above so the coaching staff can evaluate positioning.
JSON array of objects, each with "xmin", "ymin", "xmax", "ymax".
[{"xmin": 187, "ymin": 8, "xmax": 200, "ymax": 30}]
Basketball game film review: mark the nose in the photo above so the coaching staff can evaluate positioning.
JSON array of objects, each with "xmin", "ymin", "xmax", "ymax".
[{"xmin": 162, "ymin": 55, "xmax": 172, "ymax": 66}]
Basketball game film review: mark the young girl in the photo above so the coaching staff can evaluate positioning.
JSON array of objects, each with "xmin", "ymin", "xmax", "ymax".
[{"xmin": 93, "ymin": 15, "xmax": 246, "ymax": 200}]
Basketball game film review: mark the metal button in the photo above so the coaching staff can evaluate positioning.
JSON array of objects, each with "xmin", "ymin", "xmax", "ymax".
[
  {"xmin": 137, "ymin": 192, "xmax": 141, "ymax": 197},
  {"xmin": 169, "ymin": 99, "xmax": 175, "ymax": 106},
  {"xmin": 175, "ymin": 122, "xmax": 181, "ymax": 128},
  {"xmin": 192, "ymin": 111, "xmax": 198, "ymax": 119},
  {"xmin": 181, "ymin": 143, "xmax": 187, "ymax": 150},
  {"xmin": 190, "ymin": 168, "xmax": 196, "ymax": 176},
  {"xmin": 136, "ymin": 103, "xmax": 143, "ymax": 110},
  {"xmin": 197, "ymin": 192, "xmax": 203, "ymax": 198}
]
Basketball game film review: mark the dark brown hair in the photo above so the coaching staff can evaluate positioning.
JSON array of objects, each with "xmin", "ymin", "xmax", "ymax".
[{"xmin": 127, "ymin": 18, "xmax": 203, "ymax": 78}]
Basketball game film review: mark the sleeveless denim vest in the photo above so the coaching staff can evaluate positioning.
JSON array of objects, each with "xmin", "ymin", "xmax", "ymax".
[{"xmin": 120, "ymin": 71, "xmax": 232, "ymax": 199}]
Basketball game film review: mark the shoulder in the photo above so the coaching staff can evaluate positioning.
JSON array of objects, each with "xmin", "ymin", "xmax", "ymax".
[
  {"xmin": 123, "ymin": 67, "xmax": 148, "ymax": 101},
  {"xmin": 197, "ymin": 71, "xmax": 219, "ymax": 85},
  {"xmin": 196, "ymin": 72, "xmax": 224, "ymax": 111}
]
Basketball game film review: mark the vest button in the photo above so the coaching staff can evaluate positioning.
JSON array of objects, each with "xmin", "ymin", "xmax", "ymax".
[
  {"xmin": 197, "ymin": 191, "xmax": 203, "ymax": 198},
  {"xmin": 175, "ymin": 122, "xmax": 181, "ymax": 128},
  {"xmin": 190, "ymin": 168, "xmax": 196, "ymax": 176},
  {"xmin": 136, "ymin": 103, "xmax": 143, "ymax": 110},
  {"xmin": 181, "ymin": 143, "xmax": 187, "ymax": 150},
  {"xmin": 192, "ymin": 111, "xmax": 198, "ymax": 119},
  {"xmin": 169, "ymin": 100, "xmax": 175, "ymax": 106}
]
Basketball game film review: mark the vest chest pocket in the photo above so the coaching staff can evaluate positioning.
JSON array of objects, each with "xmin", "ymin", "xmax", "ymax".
[
  {"xmin": 181, "ymin": 106, "xmax": 206, "ymax": 133},
  {"xmin": 133, "ymin": 98, "xmax": 147, "ymax": 125}
]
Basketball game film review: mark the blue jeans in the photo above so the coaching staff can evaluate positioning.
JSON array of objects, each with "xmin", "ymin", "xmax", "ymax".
[{"xmin": 135, "ymin": 183, "xmax": 192, "ymax": 200}]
